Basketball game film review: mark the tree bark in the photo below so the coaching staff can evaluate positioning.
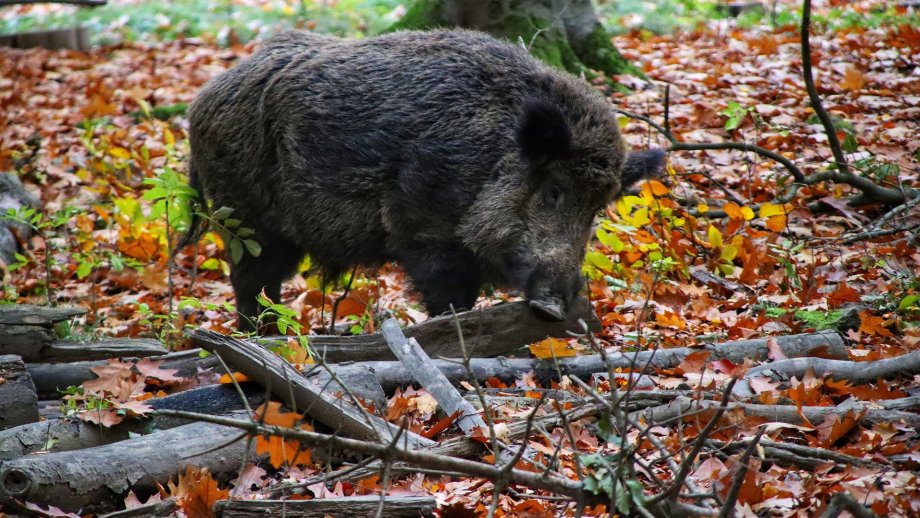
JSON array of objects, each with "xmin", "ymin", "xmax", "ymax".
[
  {"xmin": 0, "ymin": 383, "xmax": 264, "ymax": 461},
  {"xmin": 390, "ymin": 0, "xmax": 638, "ymax": 78}
]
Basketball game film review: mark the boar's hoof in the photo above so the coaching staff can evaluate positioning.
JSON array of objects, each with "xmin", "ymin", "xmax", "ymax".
[{"xmin": 528, "ymin": 299, "xmax": 565, "ymax": 322}]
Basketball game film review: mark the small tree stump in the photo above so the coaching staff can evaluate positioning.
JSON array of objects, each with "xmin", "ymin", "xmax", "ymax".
[
  {"xmin": 1, "ymin": 26, "xmax": 90, "ymax": 51},
  {"xmin": 0, "ymin": 355, "xmax": 39, "ymax": 430}
]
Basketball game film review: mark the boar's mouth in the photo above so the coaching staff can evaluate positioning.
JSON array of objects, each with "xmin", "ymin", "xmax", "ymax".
[{"xmin": 528, "ymin": 299, "xmax": 565, "ymax": 322}]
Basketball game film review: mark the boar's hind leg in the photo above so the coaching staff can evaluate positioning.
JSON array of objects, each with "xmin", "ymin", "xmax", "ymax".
[
  {"xmin": 230, "ymin": 237, "xmax": 303, "ymax": 333},
  {"xmin": 400, "ymin": 245, "xmax": 482, "ymax": 317}
]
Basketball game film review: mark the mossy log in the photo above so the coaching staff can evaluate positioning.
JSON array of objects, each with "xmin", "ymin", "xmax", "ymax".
[{"xmin": 389, "ymin": 0, "xmax": 640, "ymax": 79}]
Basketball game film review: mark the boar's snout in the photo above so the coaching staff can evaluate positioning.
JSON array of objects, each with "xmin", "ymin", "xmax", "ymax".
[{"xmin": 521, "ymin": 256, "xmax": 585, "ymax": 322}]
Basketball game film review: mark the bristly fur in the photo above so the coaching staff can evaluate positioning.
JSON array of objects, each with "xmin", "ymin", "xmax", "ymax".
[{"xmin": 187, "ymin": 29, "xmax": 663, "ymax": 330}]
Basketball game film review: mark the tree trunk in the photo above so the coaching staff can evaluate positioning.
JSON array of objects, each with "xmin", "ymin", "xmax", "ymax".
[{"xmin": 390, "ymin": 0, "xmax": 639, "ymax": 78}]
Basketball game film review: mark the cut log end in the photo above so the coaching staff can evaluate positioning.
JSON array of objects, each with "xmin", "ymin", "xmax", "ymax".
[{"xmin": 0, "ymin": 467, "xmax": 31, "ymax": 497}]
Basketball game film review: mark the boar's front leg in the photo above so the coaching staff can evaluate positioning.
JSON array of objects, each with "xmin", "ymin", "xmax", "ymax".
[
  {"xmin": 229, "ymin": 236, "xmax": 303, "ymax": 333},
  {"xmin": 399, "ymin": 245, "xmax": 482, "ymax": 317}
]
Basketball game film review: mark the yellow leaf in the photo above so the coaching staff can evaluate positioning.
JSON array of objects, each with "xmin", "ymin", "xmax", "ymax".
[
  {"xmin": 721, "ymin": 244, "xmax": 738, "ymax": 262},
  {"xmin": 666, "ymin": 161, "xmax": 677, "ymax": 178},
  {"xmin": 740, "ymin": 206, "xmax": 755, "ymax": 220},
  {"xmin": 164, "ymin": 128, "xmax": 175, "ymax": 147},
  {"xmin": 529, "ymin": 337, "xmax": 577, "ymax": 359},
  {"xmin": 759, "ymin": 203, "xmax": 790, "ymax": 218},
  {"xmin": 109, "ymin": 146, "xmax": 131, "ymax": 159},
  {"xmin": 630, "ymin": 207, "xmax": 650, "ymax": 227},
  {"xmin": 642, "ymin": 179, "xmax": 670, "ymax": 197},
  {"xmin": 697, "ymin": 203, "xmax": 709, "ymax": 214},
  {"xmin": 707, "ymin": 225, "xmax": 723, "ymax": 248}
]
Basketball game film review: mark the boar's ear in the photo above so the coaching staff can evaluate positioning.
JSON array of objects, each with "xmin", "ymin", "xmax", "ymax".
[
  {"xmin": 621, "ymin": 149, "xmax": 666, "ymax": 189},
  {"xmin": 516, "ymin": 99, "xmax": 572, "ymax": 168}
]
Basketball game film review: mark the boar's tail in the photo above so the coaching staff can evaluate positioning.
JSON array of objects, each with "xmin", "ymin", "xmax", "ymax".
[
  {"xmin": 176, "ymin": 163, "xmax": 206, "ymax": 251},
  {"xmin": 621, "ymin": 149, "xmax": 666, "ymax": 189}
]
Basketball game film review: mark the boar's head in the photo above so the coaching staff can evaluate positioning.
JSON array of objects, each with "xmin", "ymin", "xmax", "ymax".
[{"xmin": 458, "ymin": 97, "xmax": 664, "ymax": 321}]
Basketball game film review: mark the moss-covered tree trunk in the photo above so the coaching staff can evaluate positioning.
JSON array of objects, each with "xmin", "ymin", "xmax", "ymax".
[{"xmin": 389, "ymin": 0, "xmax": 640, "ymax": 78}]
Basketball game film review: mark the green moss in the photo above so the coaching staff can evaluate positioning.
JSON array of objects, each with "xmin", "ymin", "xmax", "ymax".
[
  {"xmin": 575, "ymin": 24, "xmax": 643, "ymax": 78},
  {"xmin": 794, "ymin": 309, "xmax": 845, "ymax": 330}
]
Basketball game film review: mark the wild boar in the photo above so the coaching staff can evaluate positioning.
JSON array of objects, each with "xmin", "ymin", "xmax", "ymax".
[{"xmin": 185, "ymin": 29, "xmax": 663, "ymax": 331}]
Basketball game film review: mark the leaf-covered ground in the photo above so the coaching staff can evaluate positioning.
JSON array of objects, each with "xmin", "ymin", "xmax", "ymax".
[{"xmin": 1, "ymin": 1, "xmax": 919, "ymax": 516}]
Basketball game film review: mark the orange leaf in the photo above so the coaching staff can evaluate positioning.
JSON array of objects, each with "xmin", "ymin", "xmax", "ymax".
[
  {"xmin": 528, "ymin": 337, "xmax": 577, "ymax": 359},
  {"xmin": 858, "ymin": 312, "xmax": 893, "ymax": 337},
  {"xmin": 512, "ymin": 499, "xmax": 554, "ymax": 518},
  {"xmin": 765, "ymin": 214, "xmax": 787, "ymax": 232},
  {"xmin": 827, "ymin": 281, "xmax": 861, "ymax": 307},
  {"xmin": 168, "ymin": 466, "xmax": 230, "ymax": 518},
  {"xmin": 421, "ymin": 410, "xmax": 462, "ymax": 439},
  {"xmin": 840, "ymin": 65, "xmax": 866, "ymax": 91},
  {"xmin": 656, "ymin": 311, "xmax": 686, "ymax": 329},
  {"xmin": 219, "ymin": 372, "xmax": 250, "ymax": 384},
  {"xmin": 253, "ymin": 402, "xmax": 314, "ymax": 468}
]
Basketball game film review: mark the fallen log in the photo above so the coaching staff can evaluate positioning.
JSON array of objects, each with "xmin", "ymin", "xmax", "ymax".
[
  {"xmin": 28, "ymin": 349, "xmax": 221, "ymax": 398},
  {"xmin": 0, "ymin": 326, "xmax": 166, "ymax": 362},
  {"xmin": 311, "ymin": 331, "xmax": 846, "ymax": 393},
  {"xmin": 709, "ymin": 437, "xmax": 888, "ymax": 470},
  {"xmin": 633, "ymin": 397, "xmax": 920, "ymax": 429},
  {"xmin": 40, "ymin": 338, "xmax": 167, "ymax": 362},
  {"xmin": 189, "ymin": 330, "xmax": 433, "ymax": 449},
  {"xmin": 0, "ymin": 413, "xmax": 252, "ymax": 514},
  {"xmin": 0, "ymin": 354, "xmax": 39, "ymax": 430},
  {"xmin": 744, "ymin": 349, "xmax": 920, "ymax": 384},
  {"xmin": 214, "ymin": 495, "xmax": 437, "ymax": 518},
  {"xmin": 0, "ymin": 324, "xmax": 53, "ymax": 360},
  {"xmin": 0, "ymin": 304, "xmax": 85, "ymax": 326},
  {"xmin": 0, "ymin": 383, "xmax": 264, "ymax": 460},
  {"xmin": 270, "ymin": 297, "xmax": 600, "ymax": 362}
]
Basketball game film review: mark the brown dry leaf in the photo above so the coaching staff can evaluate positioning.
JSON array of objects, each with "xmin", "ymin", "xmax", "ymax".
[
  {"xmin": 766, "ymin": 337, "xmax": 788, "ymax": 361},
  {"xmin": 79, "ymin": 408, "xmax": 124, "ymax": 427},
  {"xmin": 168, "ymin": 465, "xmax": 230, "ymax": 518},
  {"xmin": 815, "ymin": 410, "xmax": 862, "ymax": 447},
  {"xmin": 84, "ymin": 359, "xmax": 135, "ymax": 394},
  {"xmin": 675, "ymin": 350, "xmax": 711, "ymax": 375},
  {"xmin": 135, "ymin": 358, "xmax": 183, "ymax": 384},
  {"xmin": 840, "ymin": 65, "xmax": 866, "ymax": 91}
]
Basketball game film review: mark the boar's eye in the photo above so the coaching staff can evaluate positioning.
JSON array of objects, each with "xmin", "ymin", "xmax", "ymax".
[{"xmin": 543, "ymin": 183, "xmax": 564, "ymax": 207}]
